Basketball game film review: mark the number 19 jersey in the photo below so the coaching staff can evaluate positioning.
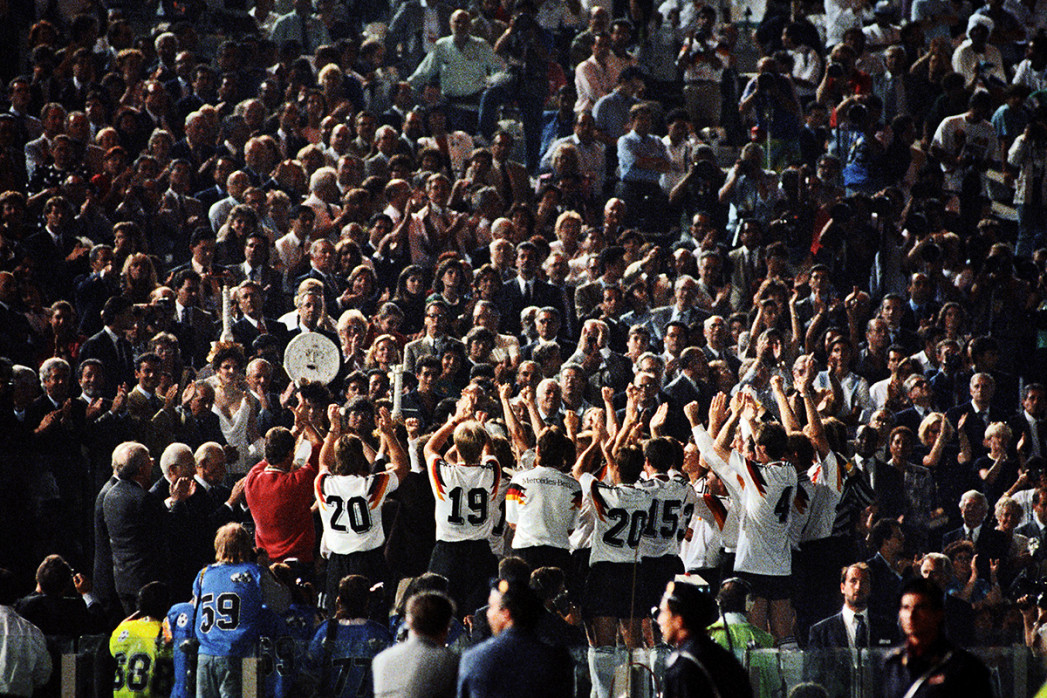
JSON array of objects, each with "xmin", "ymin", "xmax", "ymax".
[
  {"xmin": 428, "ymin": 457, "xmax": 501, "ymax": 542},
  {"xmin": 580, "ymin": 472, "xmax": 653, "ymax": 565}
]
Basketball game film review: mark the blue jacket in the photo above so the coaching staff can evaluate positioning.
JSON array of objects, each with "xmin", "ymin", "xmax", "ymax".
[{"xmin": 457, "ymin": 627, "xmax": 573, "ymax": 698}]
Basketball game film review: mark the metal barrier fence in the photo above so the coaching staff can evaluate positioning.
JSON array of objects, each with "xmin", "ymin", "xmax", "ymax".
[{"xmin": 55, "ymin": 636, "xmax": 1043, "ymax": 698}]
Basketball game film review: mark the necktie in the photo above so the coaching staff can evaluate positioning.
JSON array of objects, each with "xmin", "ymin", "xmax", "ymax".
[
  {"xmin": 299, "ymin": 14, "xmax": 310, "ymax": 52},
  {"xmin": 258, "ymin": 319, "xmax": 267, "ymax": 335},
  {"xmin": 854, "ymin": 615, "xmax": 868, "ymax": 648}
]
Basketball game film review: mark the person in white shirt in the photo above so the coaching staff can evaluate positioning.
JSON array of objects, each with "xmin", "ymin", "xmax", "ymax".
[
  {"xmin": 315, "ymin": 403, "xmax": 408, "ymax": 615},
  {"xmin": 807, "ymin": 563, "xmax": 880, "ymax": 648},
  {"xmin": 423, "ymin": 394, "xmax": 501, "ymax": 616},
  {"xmin": 951, "ymin": 15, "xmax": 1007, "ymax": 88},
  {"xmin": 0, "ymin": 570, "xmax": 51, "ymax": 698},
  {"xmin": 686, "ymin": 391, "xmax": 799, "ymax": 644},
  {"xmin": 575, "ymin": 33, "xmax": 628, "ymax": 113},
  {"xmin": 813, "ymin": 337, "xmax": 874, "ymax": 426}
]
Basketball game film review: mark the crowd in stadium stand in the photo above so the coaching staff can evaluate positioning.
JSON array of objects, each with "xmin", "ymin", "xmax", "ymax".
[{"xmin": 5, "ymin": 0, "xmax": 1047, "ymax": 693}]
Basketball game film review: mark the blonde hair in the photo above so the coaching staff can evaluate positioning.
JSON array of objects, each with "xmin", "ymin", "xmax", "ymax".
[
  {"xmin": 453, "ymin": 420, "xmax": 489, "ymax": 464},
  {"xmin": 984, "ymin": 421, "xmax": 1012, "ymax": 443},
  {"xmin": 214, "ymin": 523, "xmax": 254, "ymax": 564}
]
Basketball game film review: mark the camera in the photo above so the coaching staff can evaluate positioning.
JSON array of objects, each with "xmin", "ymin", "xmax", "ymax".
[
  {"xmin": 827, "ymin": 62, "xmax": 844, "ymax": 79},
  {"xmin": 1013, "ymin": 577, "xmax": 1047, "ymax": 607}
]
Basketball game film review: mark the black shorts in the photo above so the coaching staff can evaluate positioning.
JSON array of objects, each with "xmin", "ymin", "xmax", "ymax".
[
  {"xmin": 734, "ymin": 571, "xmax": 793, "ymax": 601},
  {"xmin": 428, "ymin": 539, "xmax": 498, "ymax": 617},
  {"xmin": 640, "ymin": 555, "xmax": 685, "ymax": 612},
  {"xmin": 582, "ymin": 561, "xmax": 645, "ymax": 620},
  {"xmin": 513, "ymin": 545, "xmax": 573, "ymax": 575},
  {"xmin": 324, "ymin": 547, "xmax": 388, "ymax": 615},
  {"xmin": 568, "ymin": 548, "xmax": 591, "ymax": 604}
]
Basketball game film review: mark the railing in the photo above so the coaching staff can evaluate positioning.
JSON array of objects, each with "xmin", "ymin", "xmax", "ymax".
[{"xmin": 53, "ymin": 636, "xmax": 1044, "ymax": 698}]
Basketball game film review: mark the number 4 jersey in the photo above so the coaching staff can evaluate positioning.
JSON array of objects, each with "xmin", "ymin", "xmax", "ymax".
[
  {"xmin": 428, "ymin": 457, "xmax": 501, "ymax": 542},
  {"xmin": 718, "ymin": 451, "xmax": 798, "ymax": 577},
  {"xmin": 192, "ymin": 561, "xmax": 282, "ymax": 658},
  {"xmin": 579, "ymin": 472, "xmax": 654, "ymax": 565},
  {"xmin": 315, "ymin": 471, "xmax": 399, "ymax": 555}
]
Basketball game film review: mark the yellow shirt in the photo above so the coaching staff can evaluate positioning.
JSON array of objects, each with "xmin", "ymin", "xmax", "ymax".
[{"xmin": 109, "ymin": 617, "xmax": 173, "ymax": 698}]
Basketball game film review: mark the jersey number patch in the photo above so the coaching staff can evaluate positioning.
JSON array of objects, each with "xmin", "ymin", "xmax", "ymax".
[
  {"xmin": 447, "ymin": 487, "xmax": 488, "ymax": 525},
  {"xmin": 603, "ymin": 508, "xmax": 647, "ymax": 548},
  {"xmin": 328, "ymin": 495, "xmax": 372, "ymax": 534},
  {"xmin": 198, "ymin": 592, "xmax": 241, "ymax": 633}
]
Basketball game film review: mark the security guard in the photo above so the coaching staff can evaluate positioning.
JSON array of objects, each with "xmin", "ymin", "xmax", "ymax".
[
  {"xmin": 880, "ymin": 577, "xmax": 993, "ymax": 698},
  {"xmin": 657, "ymin": 576, "xmax": 754, "ymax": 698}
]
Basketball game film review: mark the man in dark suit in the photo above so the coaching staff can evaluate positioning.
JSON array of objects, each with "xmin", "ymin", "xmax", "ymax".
[
  {"xmin": 20, "ymin": 195, "xmax": 90, "ymax": 302},
  {"xmin": 173, "ymin": 381, "xmax": 228, "ymax": 450},
  {"xmin": 294, "ymin": 238, "xmax": 344, "ymax": 319},
  {"xmin": 458, "ymin": 578, "xmax": 573, "ymax": 698},
  {"xmin": 77, "ymin": 296, "xmax": 136, "ymax": 398},
  {"xmin": 701, "ymin": 315, "xmax": 741, "ymax": 378},
  {"xmin": 102, "ymin": 441, "xmax": 176, "ymax": 614},
  {"xmin": 1008, "ymin": 384, "xmax": 1047, "ymax": 461},
  {"xmin": 169, "ymin": 269, "xmax": 217, "ymax": 369},
  {"xmin": 520, "ymin": 307, "xmax": 574, "ymax": 362},
  {"xmin": 73, "ymin": 244, "xmax": 118, "ymax": 336},
  {"xmin": 0, "ymin": 271, "xmax": 38, "ymax": 366},
  {"xmin": 893, "ymin": 374, "xmax": 936, "ymax": 434},
  {"xmin": 864, "ymin": 520, "xmax": 906, "ymax": 632},
  {"xmin": 662, "ymin": 347, "xmax": 712, "ymax": 441},
  {"xmin": 224, "ymin": 232, "xmax": 286, "ymax": 319},
  {"xmin": 230, "ymin": 280, "xmax": 290, "ymax": 355},
  {"xmin": 574, "ymin": 246, "xmax": 626, "ymax": 322},
  {"xmin": 1016, "ymin": 488, "xmax": 1047, "ymax": 572},
  {"xmin": 92, "ymin": 468, "xmax": 121, "ymax": 626},
  {"xmin": 946, "ymin": 373, "xmax": 1001, "ymax": 461},
  {"xmin": 809, "ymin": 562, "xmax": 896, "ymax": 649},
  {"xmin": 400, "ymin": 356, "xmax": 442, "ymax": 430},
  {"xmin": 496, "ymin": 241, "xmax": 565, "ymax": 336},
  {"xmin": 851, "ymin": 426, "xmax": 905, "ymax": 522},
  {"xmin": 941, "ymin": 490, "xmax": 1010, "ymax": 577},
  {"xmin": 171, "ymin": 442, "xmax": 241, "ymax": 597}
]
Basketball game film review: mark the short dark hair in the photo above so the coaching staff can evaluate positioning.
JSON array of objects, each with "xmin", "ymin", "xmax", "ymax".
[
  {"xmin": 137, "ymin": 581, "xmax": 170, "ymax": 618},
  {"xmin": 643, "ymin": 437, "xmax": 675, "ymax": 473},
  {"xmin": 492, "ymin": 578, "xmax": 543, "ymax": 630},
  {"xmin": 36, "ymin": 554, "xmax": 73, "ymax": 595},
  {"xmin": 263, "ymin": 427, "xmax": 296, "ymax": 464},
  {"xmin": 135, "ymin": 351, "xmax": 161, "ymax": 370},
  {"xmin": 101, "ymin": 295, "xmax": 133, "ymax": 325},
  {"xmin": 868, "ymin": 518, "xmax": 899, "ymax": 551},
  {"xmin": 900, "ymin": 576, "xmax": 945, "ymax": 612},
  {"xmin": 335, "ymin": 574, "xmax": 373, "ymax": 619},
  {"xmin": 536, "ymin": 426, "xmax": 574, "ymax": 472},
  {"xmin": 406, "ymin": 591, "xmax": 455, "ymax": 637}
]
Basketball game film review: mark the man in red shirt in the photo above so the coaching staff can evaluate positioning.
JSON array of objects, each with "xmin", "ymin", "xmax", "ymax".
[{"xmin": 244, "ymin": 407, "xmax": 323, "ymax": 582}]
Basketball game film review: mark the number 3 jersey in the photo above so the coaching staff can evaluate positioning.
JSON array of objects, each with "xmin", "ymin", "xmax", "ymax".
[
  {"xmin": 110, "ymin": 617, "xmax": 173, "ymax": 698},
  {"xmin": 579, "ymin": 472, "xmax": 654, "ymax": 565},
  {"xmin": 192, "ymin": 561, "xmax": 281, "ymax": 658},
  {"xmin": 315, "ymin": 471, "xmax": 399, "ymax": 555},
  {"xmin": 428, "ymin": 457, "xmax": 501, "ymax": 542}
]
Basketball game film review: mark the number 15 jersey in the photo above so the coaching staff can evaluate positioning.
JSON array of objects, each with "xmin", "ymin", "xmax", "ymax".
[
  {"xmin": 428, "ymin": 457, "xmax": 502, "ymax": 542},
  {"xmin": 579, "ymin": 472, "xmax": 653, "ymax": 565}
]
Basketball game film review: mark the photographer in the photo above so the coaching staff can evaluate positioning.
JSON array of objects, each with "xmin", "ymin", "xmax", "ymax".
[
  {"xmin": 668, "ymin": 144, "xmax": 727, "ymax": 233},
  {"xmin": 477, "ymin": 2, "xmax": 550, "ymax": 171},
  {"xmin": 739, "ymin": 57, "xmax": 803, "ymax": 169},
  {"xmin": 1006, "ymin": 118, "xmax": 1047, "ymax": 258}
]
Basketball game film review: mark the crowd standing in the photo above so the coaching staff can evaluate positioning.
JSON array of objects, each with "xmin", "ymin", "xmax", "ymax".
[{"xmin": 6, "ymin": 0, "xmax": 1047, "ymax": 693}]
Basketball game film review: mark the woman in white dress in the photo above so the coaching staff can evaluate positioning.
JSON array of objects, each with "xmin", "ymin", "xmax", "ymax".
[{"xmin": 207, "ymin": 344, "xmax": 263, "ymax": 476}]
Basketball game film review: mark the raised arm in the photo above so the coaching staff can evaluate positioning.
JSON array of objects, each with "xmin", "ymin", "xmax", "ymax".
[
  {"xmin": 376, "ymin": 406, "xmax": 409, "ymax": 483},
  {"xmin": 798, "ymin": 356, "xmax": 830, "ymax": 457},
  {"xmin": 424, "ymin": 394, "xmax": 474, "ymax": 468}
]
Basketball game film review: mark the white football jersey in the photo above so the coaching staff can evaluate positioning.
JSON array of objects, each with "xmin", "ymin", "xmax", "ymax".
[
  {"xmin": 428, "ymin": 457, "xmax": 502, "ymax": 542},
  {"xmin": 580, "ymin": 472, "xmax": 654, "ymax": 565},
  {"xmin": 796, "ymin": 450, "xmax": 845, "ymax": 543},
  {"xmin": 638, "ymin": 475, "xmax": 699, "ymax": 559},
  {"xmin": 506, "ymin": 466, "xmax": 583, "ymax": 550},
  {"xmin": 315, "ymin": 471, "xmax": 399, "ymax": 555},
  {"xmin": 680, "ymin": 486, "xmax": 731, "ymax": 571},
  {"xmin": 488, "ymin": 468, "xmax": 512, "ymax": 556},
  {"xmin": 569, "ymin": 462, "xmax": 611, "ymax": 552},
  {"xmin": 723, "ymin": 450, "xmax": 798, "ymax": 575}
]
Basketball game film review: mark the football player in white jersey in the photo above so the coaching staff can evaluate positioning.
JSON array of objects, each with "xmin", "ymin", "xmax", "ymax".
[
  {"xmin": 687, "ymin": 391, "xmax": 799, "ymax": 644},
  {"xmin": 315, "ymin": 404, "xmax": 409, "ymax": 615},
  {"xmin": 506, "ymin": 425, "xmax": 583, "ymax": 574},
  {"xmin": 423, "ymin": 394, "xmax": 501, "ymax": 616},
  {"xmin": 574, "ymin": 441, "xmax": 653, "ymax": 698},
  {"xmin": 638, "ymin": 437, "xmax": 699, "ymax": 633}
]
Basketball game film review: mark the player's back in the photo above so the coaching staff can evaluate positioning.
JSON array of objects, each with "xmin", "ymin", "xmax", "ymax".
[{"xmin": 110, "ymin": 617, "xmax": 173, "ymax": 698}]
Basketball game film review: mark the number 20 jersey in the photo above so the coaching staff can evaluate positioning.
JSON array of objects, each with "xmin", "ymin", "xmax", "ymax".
[
  {"xmin": 580, "ymin": 472, "xmax": 653, "ymax": 565},
  {"xmin": 193, "ymin": 561, "xmax": 274, "ymax": 658},
  {"xmin": 428, "ymin": 457, "xmax": 501, "ymax": 542},
  {"xmin": 315, "ymin": 471, "xmax": 399, "ymax": 555}
]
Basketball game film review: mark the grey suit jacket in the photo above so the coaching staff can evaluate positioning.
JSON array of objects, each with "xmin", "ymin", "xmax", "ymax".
[
  {"xmin": 372, "ymin": 635, "xmax": 458, "ymax": 698},
  {"xmin": 403, "ymin": 335, "xmax": 465, "ymax": 374}
]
